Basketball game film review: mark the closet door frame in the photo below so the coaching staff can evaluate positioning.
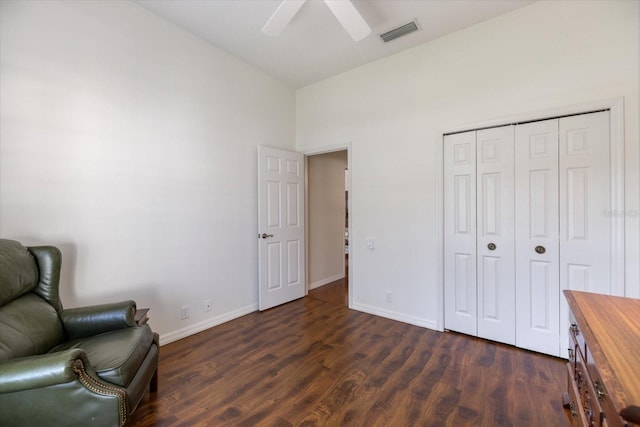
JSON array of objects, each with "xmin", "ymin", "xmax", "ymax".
[{"xmin": 436, "ymin": 98, "xmax": 625, "ymax": 357}]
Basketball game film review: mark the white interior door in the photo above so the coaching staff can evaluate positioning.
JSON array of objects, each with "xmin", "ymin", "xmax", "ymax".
[
  {"xmin": 476, "ymin": 126, "xmax": 515, "ymax": 345},
  {"xmin": 514, "ymin": 119, "xmax": 560, "ymax": 356},
  {"xmin": 514, "ymin": 111, "xmax": 611, "ymax": 357},
  {"xmin": 558, "ymin": 111, "xmax": 610, "ymax": 355},
  {"xmin": 258, "ymin": 145, "xmax": 306, "ymax": 310},
  {"xmin": 444, "ymin": 131, "xmax": 477, "ymax": 336}
]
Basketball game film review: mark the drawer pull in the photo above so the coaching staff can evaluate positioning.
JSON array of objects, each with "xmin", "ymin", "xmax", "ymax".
[
  {"xmin": 568, "ymin": 348, "xmax": 574, "ymax": 360},
  {"xmin": 569, "ymin": 401, "xmax": 578, "ymax": 418},
  {"xmin": 594, "ymin": 380, "xmax": 607, "ymax": 401},
  {"xmin": 570, "ymin": 323, "xmax": 579, "ymax": 336}
]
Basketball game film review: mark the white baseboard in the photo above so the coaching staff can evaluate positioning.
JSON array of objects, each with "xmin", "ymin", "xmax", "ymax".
[
  {"xmin": 309, "ymin": 273, "xmax": 345, "ymax": 290},
  {"xmin": 159, "ymin": 303, "xmax": 258, "ymax": 346},
  {"xmin": 351, "ymin": 302, "xmax": 439, "ymax": 331},
  {"xmin": 158, "ymin": 301, "xmax": 439, "ymax": 346}
]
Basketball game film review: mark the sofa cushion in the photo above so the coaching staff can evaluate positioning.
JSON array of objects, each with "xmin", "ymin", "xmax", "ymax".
[
  {"xmin": 0, "ymin": 294, "xmax": 65, "ymax": 361},
  {"xmin": 0, "ymin": 239, "xmax": 38, "ymax": 306},
  {"xmin": 50, "ymin": 324, "xmax": 155, "ymax": 387}
]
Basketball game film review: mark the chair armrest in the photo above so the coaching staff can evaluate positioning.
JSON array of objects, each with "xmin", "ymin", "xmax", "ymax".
[
  {"xmin": 0, "ymin": 348, "xmax": 88, "ymax": 393},
  {"xmin": 0, "ymin": 349, "xmax": 128, "ymax": 426},
  {"xmin": 61, "ymin": 300, "xmax": 136, "ymax": 340}
]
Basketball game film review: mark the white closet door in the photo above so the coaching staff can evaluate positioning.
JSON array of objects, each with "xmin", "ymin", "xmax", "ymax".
[
  {"xmin": 558, "ymin": 111, "xmax": 611, "ymax": 356},
  {"xmin": 476, "ymin": 126, "xmax": 515, "ymax": 345},
  {"xmin": 444, "ymin": 131, "xmax": 477, "ymax": 336},
  {"xmin": 445, "ymin": 111, "xmax": 612, "ymax": 357},
  {"xmin": 515, "ymin": 119, "xmax": 560, "ymax": 356}
]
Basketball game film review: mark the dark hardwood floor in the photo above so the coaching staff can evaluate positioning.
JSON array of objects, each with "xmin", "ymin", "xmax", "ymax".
[
  {"xmin": 308, "ymin": 278, "xmax": 348, "ymax": 307},
  {"xmin": 129, "ymin": 292, "xmax": 568, "ymax": 426}
]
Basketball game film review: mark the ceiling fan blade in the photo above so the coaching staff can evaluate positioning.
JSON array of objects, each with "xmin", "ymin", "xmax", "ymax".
[
  {"xmin": 323, "ymin": 0, "xmax": 371, "ymax": 41},
  {"xmin": 262, "ymin": 0, "xmax": 306, "ymax": 36}
]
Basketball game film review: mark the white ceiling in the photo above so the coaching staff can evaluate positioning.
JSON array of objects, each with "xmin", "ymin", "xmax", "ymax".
[{"xmin": 134, "ymin": 0, "xmax": 534, "ymax": 88}]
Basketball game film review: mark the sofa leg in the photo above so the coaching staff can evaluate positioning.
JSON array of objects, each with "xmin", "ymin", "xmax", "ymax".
[{"xmin": 150, "ymin": 368, "xmax": 158, "ymax": 393}]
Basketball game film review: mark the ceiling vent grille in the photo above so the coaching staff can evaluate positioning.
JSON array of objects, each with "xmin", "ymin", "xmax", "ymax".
[{"xmin": 379, "ymin": 20, "xmax": 419, "ymax": 43}]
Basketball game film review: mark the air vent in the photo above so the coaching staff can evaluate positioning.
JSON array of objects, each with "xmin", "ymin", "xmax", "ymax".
[{"xmin": 379, "ymin": 20, "xmax": 419, "ymax": 43}]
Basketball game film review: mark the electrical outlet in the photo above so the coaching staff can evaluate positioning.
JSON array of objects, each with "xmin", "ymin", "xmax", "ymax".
[
  {"xmin": 367, "ymin": 238, "xmax": 375, "ymax": 250},
  {"xmin": 386, "ymin": 292, "xmax": 392, "ymax": 303},
  {"xmin": 180, "ymin": 305, "xmax": 190, "ymax": 320},
  {"xmin": 204, "ymin": 299, "xmax": 212, "ymax": 313}
]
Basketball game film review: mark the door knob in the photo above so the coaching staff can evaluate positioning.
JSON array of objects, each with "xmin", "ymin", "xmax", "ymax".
[
  {"xmin": 260, "ymin": 233, "xmax": 274, "ymax": 239},
  {"xmin": 535, "ymin": 245, "xmax": 546, "ymax": 254},
  {"xmin": 487, "ymin": 243, "xmax": 496, "ymax": 251}
]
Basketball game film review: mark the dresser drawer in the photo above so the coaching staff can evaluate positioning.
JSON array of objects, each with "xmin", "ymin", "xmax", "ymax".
[
  {"xmin": 570, "ymin": 311, "xmax": 586, "ymax": 360},
  {"xmin": 584, "ymin": 346, "xmax": 627, "ymax": 427},
  {"xmin": 569, "ymin": 329, "xmax": 580, "ymax": 376},
  {"xmin": 567, "ymin": 362, "xmax": 589, "ymax": 427},
  {"xmin": 575, "ymin": 351, "xmax": 604, "ymax": 426}
]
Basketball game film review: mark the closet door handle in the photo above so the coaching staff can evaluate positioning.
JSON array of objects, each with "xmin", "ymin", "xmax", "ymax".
[
  {"xmin": 535, "ymin": 245, "xmax": 546, "ymax": 254},
  {"xmin": 487, "ymin": 243, "xmax": 496, "ymax": 251}
]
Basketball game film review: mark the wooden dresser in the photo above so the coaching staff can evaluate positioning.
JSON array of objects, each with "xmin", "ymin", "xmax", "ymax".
[{"xmin": 564, "ymin": 290, "xmax": 640, "ymax": 427}]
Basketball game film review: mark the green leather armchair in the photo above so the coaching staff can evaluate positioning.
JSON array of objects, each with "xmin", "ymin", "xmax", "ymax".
[{"xmin": 0, "ymin": 239, "xmax": 159, "ymax": 426}]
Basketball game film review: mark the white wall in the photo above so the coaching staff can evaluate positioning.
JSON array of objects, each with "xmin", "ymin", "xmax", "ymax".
[
  {"xmin": 307, "ymin": 150, "xmax": 347, "ymax": 288},
  {"xmin": 296, "ymin": 0, "xmax": 640, "ymax": 329},
  {"xmin": 1, "ymin": 0, "xmax": 637, "ymax": 344},
  {"xmin": 0, "ymin": 0, "xmax": 295, "ymax": 343}
]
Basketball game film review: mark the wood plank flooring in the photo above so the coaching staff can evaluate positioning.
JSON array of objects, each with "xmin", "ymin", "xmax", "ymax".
[
  {"xmin": 308, "ymin": 278, "xmax": 348, "ymax": 307},
  {"xmin": 129, "ymin": 294, "xmax": 568, "ymax": 426}
]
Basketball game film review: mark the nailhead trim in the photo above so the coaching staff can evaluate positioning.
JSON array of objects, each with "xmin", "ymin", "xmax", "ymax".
[{"xmin": 73, "ymin": 359, "xmax": 128, "ymax": 426}]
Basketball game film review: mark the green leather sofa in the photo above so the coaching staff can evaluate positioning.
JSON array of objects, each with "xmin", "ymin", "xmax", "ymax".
[{"xmin": 0, "ymin": 239, "xmax": 159, "ymax": 426}]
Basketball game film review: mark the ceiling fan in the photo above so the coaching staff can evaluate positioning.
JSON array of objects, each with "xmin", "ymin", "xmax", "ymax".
[{"xmin": 262, "ymin": 0, "xmax": 371, "ymax": 42}]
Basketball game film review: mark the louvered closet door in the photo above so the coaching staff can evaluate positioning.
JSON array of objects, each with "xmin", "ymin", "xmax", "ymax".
[
  {"xmin": 514, "ymin": 119, "xmax": 560, "ymax": 356},
  {"xmin": 444, "ymin": 131, "xmax": 477, "ymax": 336},
  {"xmin": 476, "ymin": 126, "xmax": 515, "ymax": 345}
]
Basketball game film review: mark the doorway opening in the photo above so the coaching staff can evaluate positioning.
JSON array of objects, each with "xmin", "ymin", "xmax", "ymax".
[{"xmin": 306, "ymin": 149, "xmax": 349, "ymax": 306}]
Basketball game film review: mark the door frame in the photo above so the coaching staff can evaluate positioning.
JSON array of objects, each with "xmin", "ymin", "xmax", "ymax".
[
  {"xmin": 303, "ymin": 143, "xmax": 353, "ymax": 308},
  {"xmin": 436, "ymin": 97, "xmax": 625, "ymax": 332}
]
